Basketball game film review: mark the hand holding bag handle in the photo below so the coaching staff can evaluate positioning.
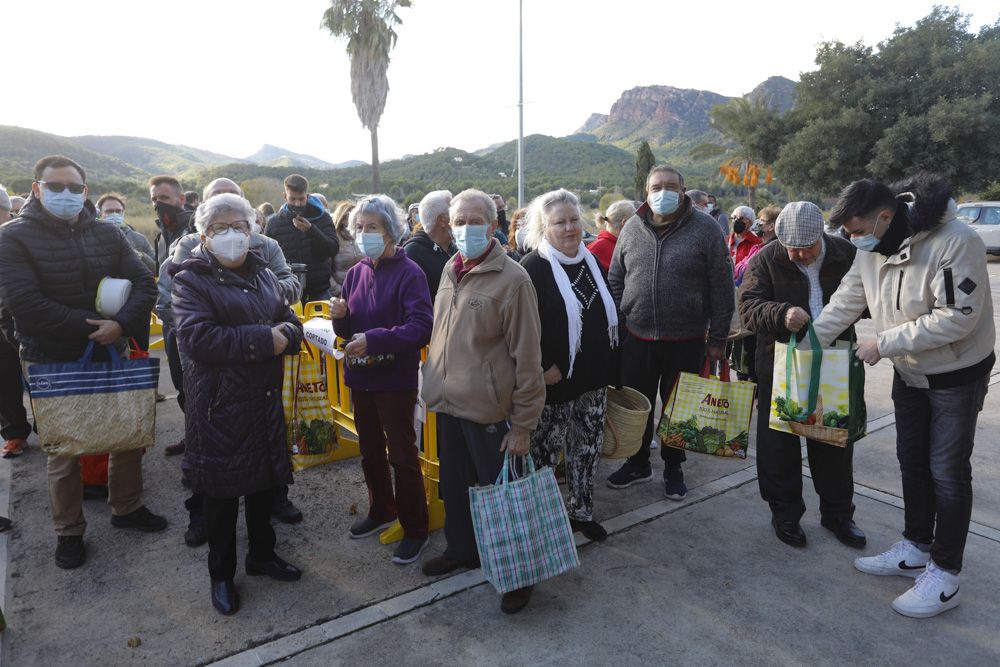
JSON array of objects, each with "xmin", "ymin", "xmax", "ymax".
[
  {"xmin": 494, "ymin": 451, "xmax": 536, "ymax": 487},
  {"xmin": 785, "ymin": 321, "xmax": 823, "ymax": 419},
  {"xmin": 700, "ymin": 357, "xmax": 731, "ymax": 382}
]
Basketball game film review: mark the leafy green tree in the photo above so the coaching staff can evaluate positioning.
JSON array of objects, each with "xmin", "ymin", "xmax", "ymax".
[
  {"xmin": 634, "ymin": 141, "xmax": 655, "ymax": 200},
  {"xmin": 322, "ymin": 0, "xmax": 411, "ymax": 193},
  {"xmin": 777, "ymin": 7, "xmax": 1000, "ymax": 195}
]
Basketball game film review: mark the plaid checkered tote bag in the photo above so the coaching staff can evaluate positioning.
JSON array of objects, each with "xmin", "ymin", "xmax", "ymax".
[
  {"xmin": 28, "ymin": 341, "xmax": 160, "ymax": 457},
  {"xmin": 657, "ymin": 359, "xmax": 756, "ymax": 459},
  {"xmin": 470, "ymin": 453, "xmax": 579, "ymax": 594}
]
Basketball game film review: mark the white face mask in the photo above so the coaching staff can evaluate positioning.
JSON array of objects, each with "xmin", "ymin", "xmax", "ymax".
[{"xmin": 207, "ymin": 228, "xmax": 250, "ymax": 263}]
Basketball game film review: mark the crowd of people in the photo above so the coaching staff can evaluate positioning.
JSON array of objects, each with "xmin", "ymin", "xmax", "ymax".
[{"xmin": 0, "ymin": 155, "xmax": 993, "ymax": 621}]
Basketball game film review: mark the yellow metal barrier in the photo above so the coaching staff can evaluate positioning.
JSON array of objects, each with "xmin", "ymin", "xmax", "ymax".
[
  {"xmin": 301, "ymin": 300, "xmax": 444, "ymax": 545},
  {"xmin": 149, "ymin": 312, "xmax": 165, "ymax": 351}
]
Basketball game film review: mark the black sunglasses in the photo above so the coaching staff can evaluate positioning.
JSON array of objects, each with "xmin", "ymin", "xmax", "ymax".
[{"xmin": 38, "ymin": 180, "xmax": 85, "ymax": 195}]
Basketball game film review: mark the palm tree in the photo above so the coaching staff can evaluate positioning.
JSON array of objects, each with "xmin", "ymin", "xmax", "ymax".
[{"xmin": 322, "ymin": 0, "xmax": 411, "ymax": 193}]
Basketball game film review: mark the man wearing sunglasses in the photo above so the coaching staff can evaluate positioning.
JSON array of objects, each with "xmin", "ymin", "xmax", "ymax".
[{"xmin": 0, "ymin": 155, "xmax": 168, "ymax": 570}]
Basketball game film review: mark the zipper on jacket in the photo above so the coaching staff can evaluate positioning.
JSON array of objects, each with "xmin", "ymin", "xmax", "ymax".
[{"xmin": 895, "ymin": 270, "xmax": 904, "ymax": 311}]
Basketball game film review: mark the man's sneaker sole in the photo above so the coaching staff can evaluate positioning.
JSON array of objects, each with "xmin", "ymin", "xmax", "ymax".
[
  {"xmin": 391, "ymin": 538, "xmax": 429, "ymax": 565},
  {"xmin": 854, "ymin": 558, "xmax": 926, "ymax": 578},
  {"xmin": 606, "ymin": 471, "xmax": 654, "ymax": 489},
  {"xmin": 664, "ymin": 490, "xmax": 687, "ymax": 501},
  {"xmin": 892, "ymin": 591, "xmax": 961, "ymax": 618},
  {"xmin": 349, "ymin": 520, "xmax": 397, "ymax": 539}
]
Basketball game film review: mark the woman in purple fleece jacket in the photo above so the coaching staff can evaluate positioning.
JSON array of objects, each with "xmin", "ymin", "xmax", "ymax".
[{"xmin": 330, "ymin": 195, "xmax": 434, "ymax": 565}]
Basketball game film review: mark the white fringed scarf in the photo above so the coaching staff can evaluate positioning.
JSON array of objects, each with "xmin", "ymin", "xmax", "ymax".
[{"xmin": 537, "ymin": 239, "xmax": 619, "ymax": 378}]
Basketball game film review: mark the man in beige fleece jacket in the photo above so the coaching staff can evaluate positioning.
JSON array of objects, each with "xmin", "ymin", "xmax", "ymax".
[{"xmin": 420, "ymin": 189, "xmax": 545, "ymax": 614}]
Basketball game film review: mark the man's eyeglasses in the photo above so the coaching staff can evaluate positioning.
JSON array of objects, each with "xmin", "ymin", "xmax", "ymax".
[
  {"xmin": 38, "ymin": 180, "xmax": 85, "ymax": 195},
  {"xmin": 207, "ymin": 221, "xmax": 250, "ymax": 235}
]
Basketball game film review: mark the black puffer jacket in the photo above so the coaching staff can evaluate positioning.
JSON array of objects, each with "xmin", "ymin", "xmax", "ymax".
[
  {"xmin": 0, "ymin": 196, "xmax": 156, "ymax": 363},
  {"xmin": 170, "ymin": 246, "xmax": 303, "ymax": 498},
  {"xmin": 154, "ymin": 207, "xmax": 195, "ymax": 269},
  {"xmin": 265, "ymin": 196, "xmax": 339, "ymax": 298}
]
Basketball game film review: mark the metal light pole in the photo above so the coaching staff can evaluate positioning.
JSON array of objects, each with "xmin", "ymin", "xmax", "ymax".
[{"xmin": 517, "ymin": 0, "xmax": 524, "ymax": 208}]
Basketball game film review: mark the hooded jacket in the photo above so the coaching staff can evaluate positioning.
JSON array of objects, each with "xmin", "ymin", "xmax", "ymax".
[
  {"xmin": 813, "ymin": 174, "xmax": 996, "ymax": 389},
  {"xmin": 0, "ymin": 196, "xmax": 156, "ymax": 363},
  {"xmin": 265, "ymin": 195, "xmax": 340, "ymax": 298},
  {"xmin": 608, "ymin": 197, "xmax": 735, "ymax": 344},
  {"xmin": 403, "ymin": 230, "xmax": 457, "ymax": 303},
  {"xmin": 170, "ymin": 246, "xmax": 303, "ymax": 498}
]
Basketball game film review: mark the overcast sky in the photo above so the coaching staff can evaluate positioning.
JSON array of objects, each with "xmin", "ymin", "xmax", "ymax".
[{"xmin": 4, "ymin": 0, "xmax": 998, "ymax": 164}]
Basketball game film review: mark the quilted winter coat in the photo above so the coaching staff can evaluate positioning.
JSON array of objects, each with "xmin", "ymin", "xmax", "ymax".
[{"xmin": 170, "ymin": 246, "xmax": 303, "ymax": 498}]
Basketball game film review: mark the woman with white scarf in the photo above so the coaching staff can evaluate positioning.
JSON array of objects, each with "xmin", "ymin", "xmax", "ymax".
[{"xmin": 520, "ymin": 189, "xmax": 619, "ymax": 541}]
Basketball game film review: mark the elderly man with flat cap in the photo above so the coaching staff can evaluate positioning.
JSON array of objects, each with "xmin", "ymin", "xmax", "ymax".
[{"xmin": 738, "ymin": 201, "xmax": 866, "ymax": 550}]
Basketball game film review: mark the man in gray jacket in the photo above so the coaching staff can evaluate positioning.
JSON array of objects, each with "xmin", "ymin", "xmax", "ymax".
[
  {"xmin": 606, "ymin": 165, "xmax": 735, "ymax": 499},
  {"xmin": 814, "ymin": 173, "xmax": 995, "ymax": 619}
]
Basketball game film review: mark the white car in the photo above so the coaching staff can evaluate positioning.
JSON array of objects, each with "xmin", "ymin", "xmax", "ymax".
[{"xmin": 956, "ymin": 202, "xmax": 1000, "ymax": 255}]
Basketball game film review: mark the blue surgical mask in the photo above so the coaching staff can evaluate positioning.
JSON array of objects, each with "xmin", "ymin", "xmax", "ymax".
[
  {"xmin": 454, "ymin": 224, "xmax": 491, "ymax": 259},
  {"xmin": 104, "ymin": 213, "xmax": 126, "ymax": 226},
  {"xmin": 649, "ymin": 190, "xmax": 680, "ymax": 216},
  {"xmin": 850, "ymin": 216, "xmax": 884, "ymax": 252},
  {"xmin": 357, "ymin": 232, "xmax": 386, "ymax": 259},
  {"xmin": 42, "ymin": 189, "xmax": 86, "ymax": 220}
]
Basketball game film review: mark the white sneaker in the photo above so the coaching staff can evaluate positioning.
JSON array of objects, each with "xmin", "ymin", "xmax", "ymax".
[
  {"xmin": 892, "ymin": 560, "xmax": 961, "ymax": 618},
  {"xmin": 854, "ymin": 540, "xmax": 930, "ymax": 578}
]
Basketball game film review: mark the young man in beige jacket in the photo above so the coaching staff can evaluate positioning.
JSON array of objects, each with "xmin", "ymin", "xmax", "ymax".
[
  {"xmin": 814, "ymin": 173, "xmax": 995, "ymax": 619},
  {"xmin": 420, "ymin": 189, "xmax": 546, "ymax": 615}
]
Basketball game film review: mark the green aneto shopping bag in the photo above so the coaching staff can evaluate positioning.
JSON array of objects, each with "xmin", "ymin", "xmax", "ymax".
[
  {"xmin": 770, "ymin": 322, "xmax": 867, "ymax": 447},
  {"xmin": 282, "ymin": 343, "xmax": 340, "ymax": 471},
  {"xmin": 657, "ymin": 360, "xmax": 756, "ymax": 459}
]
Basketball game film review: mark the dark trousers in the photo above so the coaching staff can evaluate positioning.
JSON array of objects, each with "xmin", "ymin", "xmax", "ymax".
[
  {"xmin": 0, "ymin": 336, "xmax": 30, "ymax": 441},
  {"xmin": 755, "ymin": 377, "xmax": 855, "ymax": 522},
  {"xmin": 354, "ymin": 389, "xmax": 428, "ymax": 539},
  {"xmin": 163, "ymin": 325, "xmax": 185, "ymax": 411},
  {"xmin": 622, "ymin": 334, "xmax": 705, "ymax": 469},
  {"xmin": 203, "ymin": 490, "xmax": 276, "ymax": 581},
  {"xmin": 892, "ymin": 372, "xmax": 989, "ymax": 572},
  {"xmin": 438, "ymin": 413, "xmax": 507, "ymax": 562},
  {"xmin": 131, "ymin": 317, "xmax": 151, "ymax": 354}
]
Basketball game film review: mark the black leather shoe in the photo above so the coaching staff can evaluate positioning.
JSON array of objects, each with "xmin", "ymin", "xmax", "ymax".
[
  {"xmin": 771, "ymin": 517, "xmax": 807, "ymax": 548},
  {"xmin": 111, "ymin": 506, "xmax": 168, "ymax": 532},
  {"xmin": 245, "ymin": 554, "xmax": 302, "ymax": 581},
  {"xmin": 271, "ymin": 497, "xmax": 303, "ymax": 524},
  {"xmin": 184, "ymin": 517, "xmax": 207, "ymax": 548},
  {"xmin": 55, "ymin": 535, "xmax": 86, "ymax": 569},
  {"xmin": 570, "ymin": 519, "xmax": 608, "ymax": 542},
  {"xmin": 500, "ymin": 585, "xmax": 534, "ymax": 614},
  {"xmin": 820, "ymin": 517, "xmax": 867, "ymax": 549},
  {"xmin": 421, "ymin": 554, "xmax": 480, "ymax": 577},
  {"xmin": 211, "ymin": 579, "xmax": 239, "ymax": 615}
]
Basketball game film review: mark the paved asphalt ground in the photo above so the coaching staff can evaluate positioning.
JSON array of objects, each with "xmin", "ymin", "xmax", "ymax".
[{"xmin": 1, "ymin": 258, "xmax": 998, "ymax": 666}]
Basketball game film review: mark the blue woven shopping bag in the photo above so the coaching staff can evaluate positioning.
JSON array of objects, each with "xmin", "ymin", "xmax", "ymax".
[
  {"xmin": 470, "ymin": 453, "xmax": 580, "ymax": 594},
  {"xmin": 28, "ymin": 341, "xmax": 160, "ymax": 457}
]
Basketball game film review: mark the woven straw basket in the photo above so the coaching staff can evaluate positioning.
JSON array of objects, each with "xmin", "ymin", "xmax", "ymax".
[
  {"xmin": 602, "ymin": 386, "xmax": 652, "ymax": 459},
  {"xmin": 787, "ymin": 395, "xmax": 848, "ymax": 448}
]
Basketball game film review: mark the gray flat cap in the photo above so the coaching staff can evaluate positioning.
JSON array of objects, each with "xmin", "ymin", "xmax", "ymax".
[{"xmin": 775, "ymin": 201, "xmax": 824, "ymax": 248}]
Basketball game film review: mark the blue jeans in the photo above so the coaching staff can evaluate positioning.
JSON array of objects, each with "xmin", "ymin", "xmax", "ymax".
[{"xmin": 891, "ymin": 372, "xmax": 989, "ymax": 572}]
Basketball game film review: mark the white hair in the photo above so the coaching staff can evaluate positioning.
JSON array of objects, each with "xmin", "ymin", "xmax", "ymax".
[
  {"xmin": 419, "ymin": 190, "xmax": 453, "ymax": 235},
  {"xmin": 686, "ymin": 189, "xmax": 708, "ymax": 206},
  {"xmin": 202, "ymin": 178, "xmax": 243, "ymax": 201},
  {"xmin": 525, "ymin": 189, "xmax": 582, "ymax": 251},
  {"xmin": 194, "ymin": 192, "xmax": 255, "ymax": 234},
  {"xmin": 348, "ymin": 194, "xmax": 407, "ymax": 245},
  {"xmin": 603, "ymin": 200, "xmax": 636, "ymax": 231},
  {"xmin": 449, "ymin": 189, "xmax": 497, "ymax": 225},
  {"xmin": 731, "ymin": 205, "xmax": 756, "ymax": 222}
]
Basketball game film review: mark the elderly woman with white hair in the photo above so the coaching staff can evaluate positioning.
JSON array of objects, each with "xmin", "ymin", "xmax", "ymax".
[
  {"xmin": 403, "ymin": 190, "xmax": 456, "ymax": 302},
  {"xmin": 329, "ymin": 194, "xmax": 434, "ymax": 564},
  {"xmin": 170, "ymin": 193, "xmax": 305, "ymax": 616},
  {"xmin": 520, "ymin": 189, "xmax": 620, "ymax": 542},
  {"xmin": 588, "ymin": 199, "xmax": 636, "ymax": 272},
  {"xmin": 728, "ymin": 205, "xmax": 762, "ymax": 268}
]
